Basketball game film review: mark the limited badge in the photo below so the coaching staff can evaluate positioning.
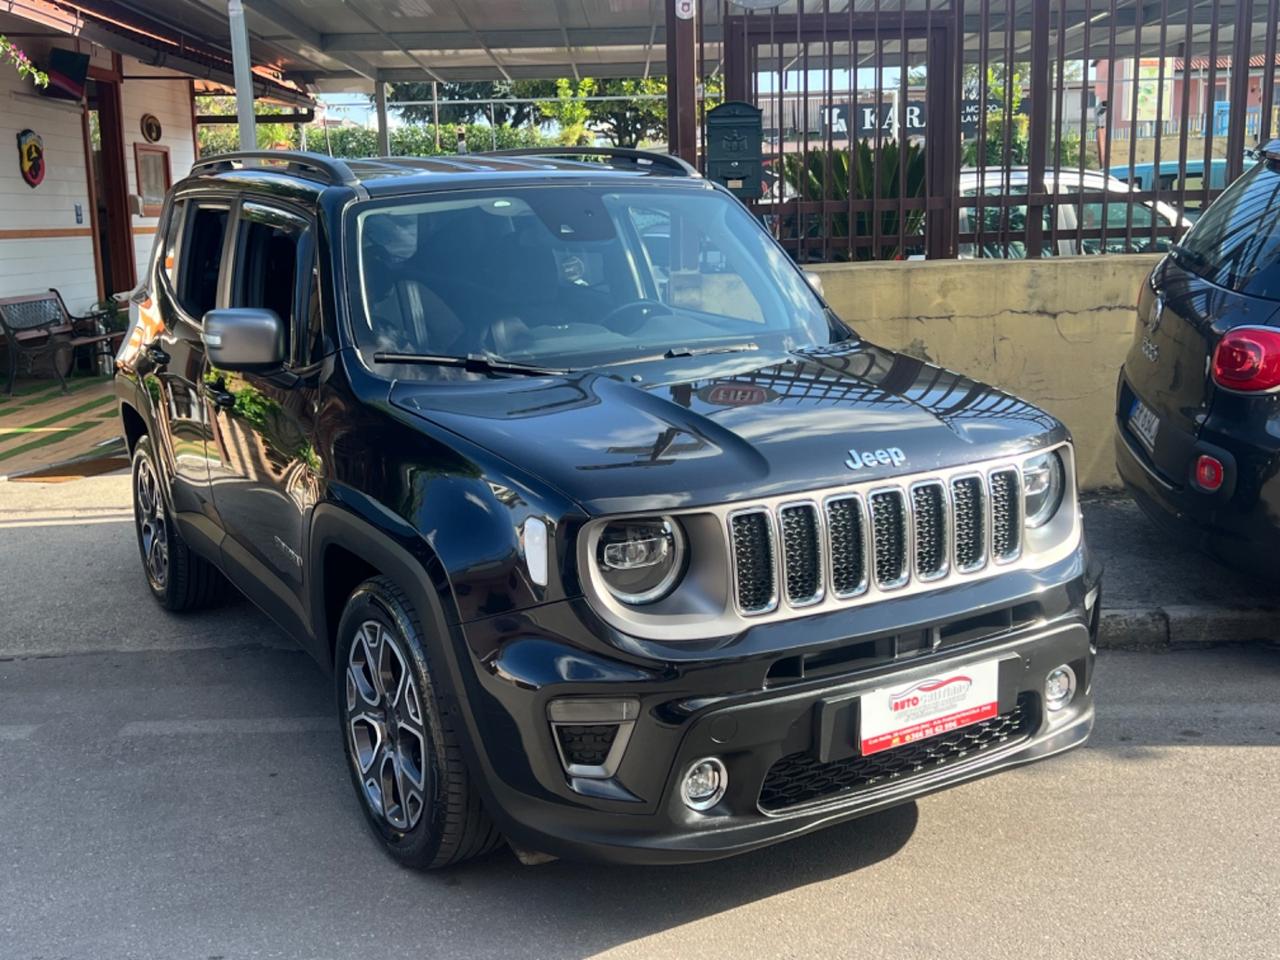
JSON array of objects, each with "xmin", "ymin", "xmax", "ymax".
[{"xmin": 17, "ymin": 129, "xmax": 44, "ymax": 188}]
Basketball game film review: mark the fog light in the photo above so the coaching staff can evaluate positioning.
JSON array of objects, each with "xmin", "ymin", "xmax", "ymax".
[
  {"xmin": 681, "ymin": 757, "xmax": 727, "ymax": 811},
  {"xmin": 1045, "ymin": 665, "xmax": 1077, "ymax": 712},
  {"xmin": 1195, "ymin": 455, "xmax": 1224, "ymax": 492}
]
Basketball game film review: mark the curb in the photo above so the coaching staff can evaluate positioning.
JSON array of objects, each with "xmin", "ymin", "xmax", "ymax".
[{"xmin": 1099, "ymin": 605, "xmax": 1278, "ymax": 650}]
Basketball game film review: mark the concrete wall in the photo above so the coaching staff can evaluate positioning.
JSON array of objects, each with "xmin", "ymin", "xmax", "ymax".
[{"xmin": 811, "ymin": 254, "xmax": 1164, "ymax": 491}]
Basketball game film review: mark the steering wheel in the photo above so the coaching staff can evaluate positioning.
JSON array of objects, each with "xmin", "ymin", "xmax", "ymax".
[{"xmin": 598, "ymin": 298, "xmax": 667, "ymax": 335}]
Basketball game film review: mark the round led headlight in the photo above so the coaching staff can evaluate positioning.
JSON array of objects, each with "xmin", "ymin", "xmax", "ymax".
[
  {"xmin": 1022, "ymin": 451, "xmax": 1066, "ymax": 529},
  {"xmin": 596, "ymin": 517, "xmax": 686, "ymax": 605}
]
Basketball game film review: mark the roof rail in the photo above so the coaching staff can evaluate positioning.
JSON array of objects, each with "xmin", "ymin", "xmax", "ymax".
[
  {"xmin": 483, "ymin": 147, "xmax": 700, "ymax": 178},
  {"xmin": 188, "ymin": 150, "xmax": 359, "ymax": 187}
]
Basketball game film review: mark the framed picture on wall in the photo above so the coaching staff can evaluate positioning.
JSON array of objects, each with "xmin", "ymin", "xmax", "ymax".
[{"xmin": 133, "ymin": 143, "xmax": 170, "ymax": 217}]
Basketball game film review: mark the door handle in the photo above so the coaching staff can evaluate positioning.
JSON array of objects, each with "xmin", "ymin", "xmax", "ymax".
[
  {"xmin": 203, "ymin": 382, "xmax": 236, "ymax": 409},
  {"xmin": 144, "ymin": 343, "xmax": 170, "ymax": 366}
]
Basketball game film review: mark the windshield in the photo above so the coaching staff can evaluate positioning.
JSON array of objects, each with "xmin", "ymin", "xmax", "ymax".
[
  {"xmin": 1175, "ymin": 158, "xmax": 1280, "ymax": 300},
  {"xmin": 348, "ymin": 183, "xmax": 838, "ymax": 373}
]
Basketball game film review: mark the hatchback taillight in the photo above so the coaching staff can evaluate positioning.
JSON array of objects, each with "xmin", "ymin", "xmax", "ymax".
[{"xmin": 1211, "ymin": 327, "xmax": 1280, "ymax": 392}]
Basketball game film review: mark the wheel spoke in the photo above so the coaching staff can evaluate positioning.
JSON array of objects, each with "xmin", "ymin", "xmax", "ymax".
[
  {"xmin": 349, "ymin": 713, "xmax": 383, "ymax": 774},
  {"xmin": 397, "ymin": 722, "xmax": 426, "ymax": 790},
  {"xmin": 379, "ymin": 632, "xmax": 406, "ymax": 712}
]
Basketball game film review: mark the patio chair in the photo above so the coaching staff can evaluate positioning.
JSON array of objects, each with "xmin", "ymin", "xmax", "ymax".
[{"xmin": 0, "ymin": 290, "xmax": 123, "ymax": 395}]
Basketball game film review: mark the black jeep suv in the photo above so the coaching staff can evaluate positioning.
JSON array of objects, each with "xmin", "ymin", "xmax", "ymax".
[{"xmin": 115, "ymin": 148, "xmax": 1098, "ymax": 868}]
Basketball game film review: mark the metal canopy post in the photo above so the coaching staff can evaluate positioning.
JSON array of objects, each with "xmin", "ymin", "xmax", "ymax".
[
  {"xmin": 227, "ymin": 0, "xmax": 257, "ymax": 150},
  {"xmin": 666, "ymin": 0, "xmax": 698, "ymax": 164},
  {"xmin": 375, "ymin": 81, "xmax": 391, "ymax": 156}
]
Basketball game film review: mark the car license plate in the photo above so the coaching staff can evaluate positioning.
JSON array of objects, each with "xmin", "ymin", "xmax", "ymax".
[
  {"xmin": 1129, "ymin": 398, "xmax": 1160, "ymax": 452},
  {"xmin": 859, "ymin": 659, "xmax": 1000, "ymax": 756}
]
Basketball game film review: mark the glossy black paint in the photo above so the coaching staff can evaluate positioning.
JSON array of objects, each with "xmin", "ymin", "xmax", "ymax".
[
  {"xmin": 117, "ymin": 154, "xmax": 1096, "ymax": 863},
  {"xmin": 1117, "ymin": 254, "xmax": 1280, "ymax": 579}
]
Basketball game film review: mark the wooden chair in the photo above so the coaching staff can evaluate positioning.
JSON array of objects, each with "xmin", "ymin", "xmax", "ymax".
[{"xmin": 0, "ymin": 290, "xmax": 124, "ymax": 395}]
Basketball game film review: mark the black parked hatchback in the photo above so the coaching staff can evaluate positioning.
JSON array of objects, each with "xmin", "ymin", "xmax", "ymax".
[
  {"xmin": 116, "ymin": 149, "xmax": 1097, "ymax": 868},
  {"xmin": 1117, "ymin": 141, "xmax": 1280, "ymax": 578}
]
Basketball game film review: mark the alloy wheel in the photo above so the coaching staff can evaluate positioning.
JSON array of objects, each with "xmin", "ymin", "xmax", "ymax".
[
  {"xmin": 135, "ymin": 455, "xmax": 169, "ymax": 590},
  {"xmin": 345, "ymin": 620, "xmax": 429, "ymax": 832}
]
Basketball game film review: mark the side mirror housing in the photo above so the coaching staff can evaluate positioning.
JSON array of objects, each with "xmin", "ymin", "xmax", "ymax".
[
  {"xmin": 804, "ymin": 270, "xmax": 825, "ymax": 299},
  {"xmin": 201, "ymin": 308, "xmax": 285, "ymax": 371}
]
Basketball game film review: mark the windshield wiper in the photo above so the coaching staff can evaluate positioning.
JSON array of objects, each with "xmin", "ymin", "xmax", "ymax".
[
  {"xmin": 371, "ymin": 352, "xmax": 568, "ymax": 377},
  {"xmin": 1169, "ymin": 243, "xmax": 1208, "ymax": 269},
  {"xmin": 663, "ymin": 341, "xmax": 759, "ymax": 359}
]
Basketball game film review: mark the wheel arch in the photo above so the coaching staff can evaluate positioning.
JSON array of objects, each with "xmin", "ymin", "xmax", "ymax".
[
  {"xmin": 120, "ymin": 401, "xmax": 147, "ymax": 453},
  {"xmin": 308, "ymin": 498, "xmax": 462, "ymax": 675}
]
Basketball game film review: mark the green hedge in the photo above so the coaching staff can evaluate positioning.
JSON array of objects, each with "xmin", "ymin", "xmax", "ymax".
[{"xmin": 199, "ymin": 122, "xmax": 549, "ymax": 159}]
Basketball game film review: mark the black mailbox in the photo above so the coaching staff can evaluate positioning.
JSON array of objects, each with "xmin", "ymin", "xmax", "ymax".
[{"xmin": 706, "ymin": 101, "xmax": 763, "ymax": 200}]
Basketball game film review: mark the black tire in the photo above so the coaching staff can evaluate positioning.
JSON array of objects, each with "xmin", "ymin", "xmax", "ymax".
[
  {"xmin": 130, "ymin": 435, "xmax": 226, "ymax": 612},
  {"xmin": 335, "ymin": 576, "xmax": 500, "ymax": 869}
]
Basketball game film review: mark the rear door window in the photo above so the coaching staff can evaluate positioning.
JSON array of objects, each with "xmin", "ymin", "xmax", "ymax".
[
  {"xmin": 229, "ymin": 203, "xmax": 309, "ymax": 360},
  {"xmin": 176, "ymin": 204, "xmax": 229, "ymax": 320},
  {"xmin": 1174, "ymin": 160, "xmax": 1280, "ymax": 299}
]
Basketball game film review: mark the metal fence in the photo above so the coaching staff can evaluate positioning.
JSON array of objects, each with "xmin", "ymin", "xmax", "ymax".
[{"xmin": 716, "ymin": 0, "xmax": 1280, "ymax": 261}]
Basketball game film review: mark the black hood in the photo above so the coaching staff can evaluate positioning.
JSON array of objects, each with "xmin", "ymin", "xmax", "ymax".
[{"xmin": 389, "ymin": 341, "xmax": 1066, "ymax": 515}]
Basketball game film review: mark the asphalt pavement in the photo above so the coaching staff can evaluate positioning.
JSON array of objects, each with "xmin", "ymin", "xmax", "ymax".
[{"xmin": 2, "ymin": 471, "xmax": 1278, "ymax": 960}]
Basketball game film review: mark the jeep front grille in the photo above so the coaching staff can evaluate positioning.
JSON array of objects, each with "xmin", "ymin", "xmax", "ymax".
[{"xmin": 728, "ymin": 467, "xmax": 1025, "ymax": 616}]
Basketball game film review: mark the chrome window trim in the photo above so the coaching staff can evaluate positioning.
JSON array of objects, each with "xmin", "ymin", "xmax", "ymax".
[
  {"xmin": 778, "ymin": 499, "xmax": 825, "ymax": 608},
  {"xmin": 575, "ymin": 443, "xmax": 1080, "ymax": 642}
]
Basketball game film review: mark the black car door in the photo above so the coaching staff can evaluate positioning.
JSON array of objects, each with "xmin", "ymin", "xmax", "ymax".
[
  {"xmin": 205, "ymin": 200, "xmax": 325, "ymax": 640},
  {"xmin": 148, "ymin": 198, "xmax": 232, "ymax": 549}
]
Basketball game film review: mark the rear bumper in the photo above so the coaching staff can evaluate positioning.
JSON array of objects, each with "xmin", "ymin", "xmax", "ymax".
[
  {"xmin": 1115, "ymin": 376, "xmax": 1280, "ymax": 575},
  {"xmin": 458, "ymin": 561, "xmax": 1098, "ymax": 864}
]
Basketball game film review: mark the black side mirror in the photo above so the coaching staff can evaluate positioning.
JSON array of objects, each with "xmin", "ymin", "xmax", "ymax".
[{"xmin": 201, "ymin": 308, "xmax": 285, "ymax": 371}]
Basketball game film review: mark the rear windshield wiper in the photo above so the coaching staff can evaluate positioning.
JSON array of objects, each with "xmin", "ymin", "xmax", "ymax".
[
  {"xmin": 663, "ymin": 341, "xmax": 759, "ymax": 359},
  {"xmin": 371, "ymin": 352, "xmax": 568, "ymax": 377}
]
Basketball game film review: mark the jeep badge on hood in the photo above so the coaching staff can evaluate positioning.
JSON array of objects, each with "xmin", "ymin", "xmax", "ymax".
[{"xmin": 845, "ymin": 446, "xmax": 907, "ymax": 470}]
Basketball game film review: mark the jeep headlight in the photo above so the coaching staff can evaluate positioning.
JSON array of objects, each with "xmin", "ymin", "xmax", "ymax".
[
  {"xmin": 1022, "ymin": 451, "xmax": 1066, "ymax": 529},
  {"xmin": 596, "ymin": 517, "xmax": 686, "ymax": 605}
]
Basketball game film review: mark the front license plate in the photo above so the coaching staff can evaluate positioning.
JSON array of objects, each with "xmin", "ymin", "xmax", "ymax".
[
  {"xmin": 1129, "ymin": 398, "xmax": 1160, "ymax": 452},
  {"xmin": 859, "ymin": 659, "xmax": 1000, "ymax": 757}
]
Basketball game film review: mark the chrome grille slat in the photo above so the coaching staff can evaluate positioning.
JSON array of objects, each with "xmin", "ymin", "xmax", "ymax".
[
  {"xmin": 824, "ymin": 494, "xmax": 868, "ymax": 599},
  {"xmin": 989, "ymin": 468, "xmax": 1023, "ymax": 563},
  {"xmin": 951, "ymin": 475, "xmax": 988, "ymax": 573},
  {"xmin": 779, "ymin": 501, "xmax": 823, "ymax": 607},
  {"xmin": 868, "ymin": 488, "xmax": 910, "ymax": 590},
  {"xmin": 910, "ymin": 481, "xmax": 948, "ymax": 581},
  {"xmin": 729, "ymin": 509, "xmax": 778, "ymax": 615}
]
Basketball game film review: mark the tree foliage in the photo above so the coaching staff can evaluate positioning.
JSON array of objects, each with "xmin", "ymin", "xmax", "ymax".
[
  {"xmin": 386, "ymin": 80, "xmax": 556, "ymax": 126},
  {"xmin": 588, "ymin": 78, "xmax": 667, "ymax": 147}
]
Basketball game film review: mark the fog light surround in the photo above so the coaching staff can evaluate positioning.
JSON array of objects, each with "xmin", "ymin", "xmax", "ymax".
[
  {"xmin": 1045, "ymin": 664, "xmax": 1077, "ymax": 712},
  {"xmin": 681, "ymin": 757, "xmax": 728, "ymax": 811}
]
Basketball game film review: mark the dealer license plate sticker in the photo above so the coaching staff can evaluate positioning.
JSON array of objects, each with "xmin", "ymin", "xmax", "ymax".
[
  {"xmin": 1129, "ymin": 398, "xmax": 1160, "ymax": 453},
  {"xmin": 859, "ymin": 659, "xmax": 1000, "ymax": 757}
]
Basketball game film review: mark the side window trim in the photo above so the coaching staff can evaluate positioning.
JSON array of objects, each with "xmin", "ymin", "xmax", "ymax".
[
  {"xmin": 173, "ymin": 198, "xmax": 233, "ymax": 326},
  {"xmin": 229, "ymin": 199, "xmax": 317, "ymax": 369}
]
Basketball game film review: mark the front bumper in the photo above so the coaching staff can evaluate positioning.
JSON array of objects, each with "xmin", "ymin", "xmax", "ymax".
[{"xmin": 456, "ymin": 558, "xmax": 1099, "ymax": 864}]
